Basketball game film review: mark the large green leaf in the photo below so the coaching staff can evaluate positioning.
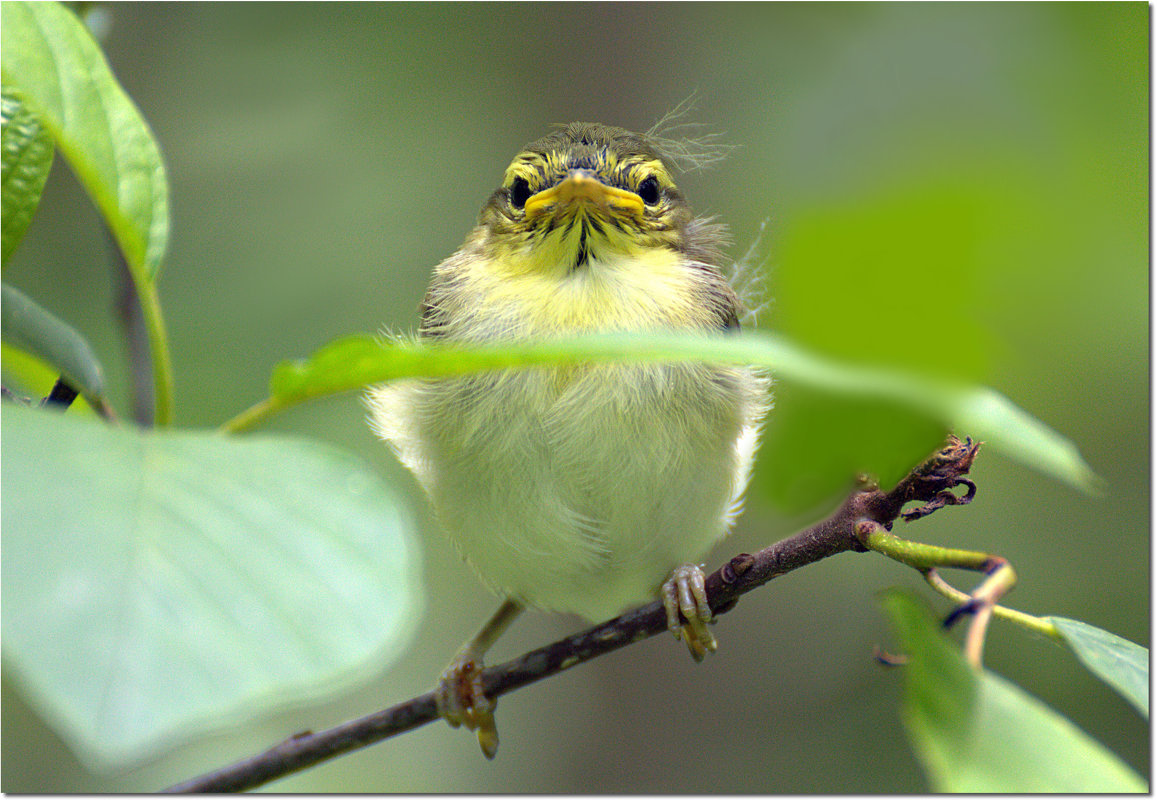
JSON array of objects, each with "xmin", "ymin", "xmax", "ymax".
[
  {"xmin": 884, "ymin": 590, "xmax": 1147, "ymax": 792},
  {"xmin": 1050, "ymin": 616, "xmax": 1149, "ymax": 719},
  {"xmin": 757, "ymin": 385, "xmax": 945, "ymax": 509},
  {"xmin": 1, "ymin": 86, "xmax": 54, "ymax": 267},
  {"xmin": 0, "ymin": 0, "xmax": 168, "ymax": 281},
  {"xmin": 1, "ymin": 403, "xmax": 423, "ymax": 770},
  {"xmin": 1, "ymin": 282, "xmax": 106, "ymax": 406},
  {"xmin": 256, "ymin": 330, "xmax": 1099, "ymax": 496}
]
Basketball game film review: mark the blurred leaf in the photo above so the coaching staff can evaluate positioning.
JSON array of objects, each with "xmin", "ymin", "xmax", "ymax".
[
  {"xmin": 1049, "ymin": 617, "xmax": 1148, "ymax": 719},
  {"xmin": 1, "ymin": 86, "xmax": 54, "ymax": 267},
  {"xmin": 259, "ymin": 330, "xmax": 1098, "ymax": 500},
  {"xmin": 884, "ymin": 590, "xmax": 1147, "ymax": 792},
  {"xmin": 0, "ymin": 0, "xmax": 169, "ymax": 281},
  {"xmin": 757, "ymin": 386, "xmax": 945, "ymax": 509},
  {"xmin": 1, "ymin": 282, "xmax": 106, "ymax": 405},
  {"xmin": 1, "ymin": 403, "xmax": 423, "ymax": 770},
  {"xmin": 947, "ymin": 387, "xmax": 1103, "ymax": 494},
  {"xmin": 777, "ymin": 175, "xmax": 1002, "ymax": 381}
]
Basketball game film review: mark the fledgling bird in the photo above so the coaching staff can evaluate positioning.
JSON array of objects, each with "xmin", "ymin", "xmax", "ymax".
[{"xmin": 368, "ymin": 121, "xmax": 769, "ymax": 757}]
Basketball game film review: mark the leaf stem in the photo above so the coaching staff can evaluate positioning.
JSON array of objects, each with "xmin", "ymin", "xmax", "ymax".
[
  {"xmin": 922, "ymin": 569, "xmax": 1063, "ymax": 642},
  {"xmin": 137, "ymin": 279, "xmax": 174, "ymax": 426},
  {"xmin": 218, "ymin": 397, "xmax": 283, "ymax": 435},
  {"xmin": 857, "ymin": 521, "xmax": 1017, "ymax": 667}
]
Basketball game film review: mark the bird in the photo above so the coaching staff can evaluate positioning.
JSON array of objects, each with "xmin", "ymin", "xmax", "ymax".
[{"xmin": 368, "ymin": 120, "xmax": 769, "ymax": 758}]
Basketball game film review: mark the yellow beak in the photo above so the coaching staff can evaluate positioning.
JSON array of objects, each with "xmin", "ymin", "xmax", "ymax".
[{"xmin": 524, "ymin": 170, "xmax": 644, "ymax": 218}]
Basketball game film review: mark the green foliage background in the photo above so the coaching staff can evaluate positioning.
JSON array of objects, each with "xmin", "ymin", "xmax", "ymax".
[{"xmin": 2, "ymin": 3, "xmax": 1147, "ymax": 792}]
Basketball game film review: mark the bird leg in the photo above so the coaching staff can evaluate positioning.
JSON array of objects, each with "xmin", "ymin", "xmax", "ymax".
[
  {"xmin": 436, "ymin": 597, "xmax": 524, "ymax": 759},
  {"xmin": 662, "ymin": 563, "xmax": 717, "ymax": 662}
]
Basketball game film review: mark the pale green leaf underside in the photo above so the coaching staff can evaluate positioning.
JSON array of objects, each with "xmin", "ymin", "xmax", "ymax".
[
  {"xmin": 884, "ymin": 590, "xmax": 1146, "ymax": 792},
  {"xmin": 1, "ymin": 282, "xmax": 106, "ymax": 402},
  {"xmin": 1050, "ymin": 616, "xmax": 1149, "ymax": 718},
  {"xmin": 0, "ymin": 0, "xmax": 169, "ymax": 281},
  {"xmin": 1, "ymin": 85, "xmax": 54, "ymax": 267},
  {"xmin": 1, "ymin": 404, "xmax": 422, "ymax": 769},
  {"xmin": 269, "ymin": 330, "xmax": 1099, "ymax": 493}
]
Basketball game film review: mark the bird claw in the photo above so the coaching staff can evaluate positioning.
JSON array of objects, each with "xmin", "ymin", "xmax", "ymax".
[
  {"xmin": 436, "ymin": 654, "xmax": 500, "ymax": 759},
  {"xmin": 662, "ymin": 564, "xmax": 717, "ymax": 662}
]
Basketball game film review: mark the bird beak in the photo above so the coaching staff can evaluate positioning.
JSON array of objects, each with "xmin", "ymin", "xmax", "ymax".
[{"xmin": 524, "ymin": 170, "xmax": 644, "ymax": 218}]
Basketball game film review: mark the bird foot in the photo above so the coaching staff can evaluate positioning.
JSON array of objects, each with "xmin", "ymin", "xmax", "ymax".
[
  {"xmin": 662, "ymin": 563, "xmax": 718, "ymax": 662},
  {"xmin": 435, "ymin": 652, "xmax": 500, "ymax": 759}
]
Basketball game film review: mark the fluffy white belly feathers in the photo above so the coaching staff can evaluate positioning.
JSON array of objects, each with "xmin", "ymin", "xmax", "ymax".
[{"xmin": 370, "ymin": 359, "xmax": 767, "ymax": 621}]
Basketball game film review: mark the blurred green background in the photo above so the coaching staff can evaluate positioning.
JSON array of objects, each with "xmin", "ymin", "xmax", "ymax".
[{"xmin": 2, "ymin": 2, "xmax": 1147, "ymax": 792}]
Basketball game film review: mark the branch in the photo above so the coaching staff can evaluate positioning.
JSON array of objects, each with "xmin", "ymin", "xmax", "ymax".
[
  {"xmin": 164, "ymin": 436, "xmax": 981, "ymax": 793},
  {"xmin": 111, "ymin": 233, "xmax": 154, "ymax": 427}
]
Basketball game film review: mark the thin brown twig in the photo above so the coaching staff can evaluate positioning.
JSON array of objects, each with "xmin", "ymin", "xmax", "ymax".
[{"xmin": 164, "ymin": 436, "xmax": 980, "ymax": 794}]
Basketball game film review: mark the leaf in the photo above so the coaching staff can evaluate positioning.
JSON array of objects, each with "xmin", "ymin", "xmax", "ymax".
[
  {"xmin": 271, "ymin": 333, "xmax": 396, "ymax": 402},
  {"xmin": 1, "ymin": 0, "xmax": 174, "ymax": 425},
  {"xmin": 0, "ymin": 341, "xmax": 95, "ymax": 416},
  {"xmin": 1, "ymin": 282, "xmax": 106, "ymax": 405},
  {"xmin": 757, "ymin": 386, "xmax": 945, "ymax": 510},
  {"xmin": 883, "ymin": 590, "xmax": 1147, "ymax": 792},
  {"xmin": 1, "ymin": 85, "xmax": 54, "ymax": 267},
  {"xmin": 262, "ymin": 330, "xmax": 1099, "ymax": 495},
  {"xmin": 1, "ymin": 403, "xmax": 423, "ymax": 770},
  {"xmin": 0, "ymin": 0, "xmax": 169, "ymax": 281},
  {"xmin": 948, "ymin": 387, "xmax": 1104, "ymax": 495},
  {"xmin": 1049, "ymin": 616, "xmax": 1149, "ymax": 718}
]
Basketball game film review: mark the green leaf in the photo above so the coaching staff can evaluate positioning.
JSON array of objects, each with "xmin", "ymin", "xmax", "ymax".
[
  {"xmin": 757, "ymin": 386, "xmax": 945, "ymax": 510},
  {"xmin": 1, "ymin": 282, "xmax": 106, "ymax": 406},
  {"xmin": 271, "ymin": 333, "xmax": 396, "ymax": 402},
  {"xmin": 1, "ymin": 86, "xmax": 54, "ymax": 267},
  {"xmin": 0, "ymin": 341, "xmax": 96, "ymax": 416},
  {"xmin": 0, "ymin": 0, "xmax": 169, "ymax": 281},
  {"xmin": 883, "ymin": 590, "xmax": 1147, "ymax": 792},
  {"xmin": 1, "ymin": 403, "xmax": 423, "ymax": 770},
  {"xmin": 947, "ymin": 387, "xmax": 1103, "ymax": 494},
  {"xmin": 776, "ymin": 173, "xmax": 1007, "ymax": 384},
  {"xmin": 260, "ymin": 330, "xmax": 1099, "ymax": 495},
  {"xmin": 1, "ymin": 0, "xmax": 174, "ymax": 425},
  {"xmin": 1049, "ymin": 616, "xmax": 1149, "ymax": 718}
]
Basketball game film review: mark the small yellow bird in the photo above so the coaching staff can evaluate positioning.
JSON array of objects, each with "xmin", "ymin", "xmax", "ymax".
[{"xmin": 369, "ymin": 121, "xmax": 769, "ymax": 757}]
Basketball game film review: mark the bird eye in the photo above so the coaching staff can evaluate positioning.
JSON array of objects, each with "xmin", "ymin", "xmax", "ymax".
[
  {"xmin": 637, "ymin": 176, "xmax": 661, "ymax": 206},
  {"xmin": 509, "ymin": 177, "xmax": 532, "ymax": 209}
]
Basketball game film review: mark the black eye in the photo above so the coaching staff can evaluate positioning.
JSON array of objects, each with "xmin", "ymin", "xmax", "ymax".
[
  {"xmin": 637, "ymin": 176, "xmax": 661, "ymax": 206},
  {"xmin": 509, "ymin": 177, "xmax": 532, "ymax": 209}
]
